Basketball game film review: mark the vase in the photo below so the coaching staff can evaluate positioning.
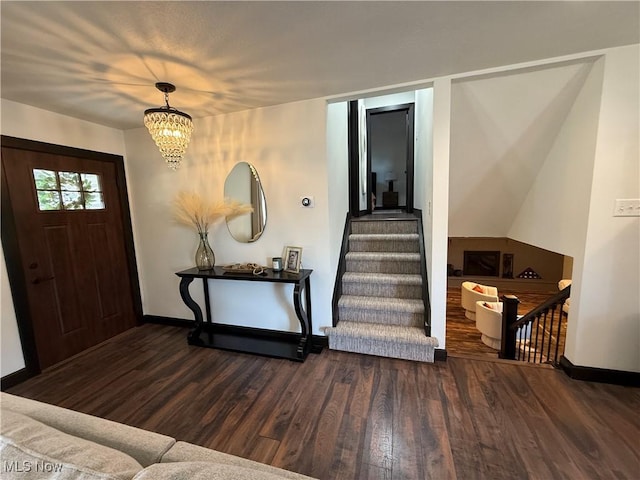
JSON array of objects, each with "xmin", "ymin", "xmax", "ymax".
[{"xmin": 195, "ymin": 232, "xmax": 215, "ymax": 270}]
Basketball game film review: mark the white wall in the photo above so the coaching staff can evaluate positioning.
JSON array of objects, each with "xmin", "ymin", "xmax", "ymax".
[
  {"xmin": 363, "ymin": 92, "xmax": 416, "ymax": 110},
  {"xmin": 503, "ymin": 46, "xmax": 640, "ymax": 372},
  {"xmin": 429, "ymin": 80, "xmax": 451, "ymax": 348},
  {"xmin": 0, "ymin": 100, "xmax": 126, "ymax": 377},
  {"xmin": 508, "ymin": 59, "xmax": 602, "ymax": 258},
  {"xmin": 571, "ymin": 45, "xmax": 640, "ymax": 372},
  {"xmin": 326, "ymin": 102, "xmax": 350, "ymax": 285},
  {"xmin": 1, "ymin": 249, "xmax": 23, "ymax": 376},
  {"xmin": 413, "ymin": 89, "xmax": 433, "ymax": 222},
  {"xmin": 0, "ymin": 100, "xmax": 126, "ymax": 155},
  {"xmin": 449, "ymin": 61, "xmax": 595, "ymax": 238},
  {"xmin": 124, "ymin": 99, "xmax": 332, "ymax": 334},
  {"xmin": 414, "ymin": 88, "xmax": 437, "ymax": 339}
]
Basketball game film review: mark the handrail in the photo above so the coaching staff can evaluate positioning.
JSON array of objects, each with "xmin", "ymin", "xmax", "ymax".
[
  {"xmin": 500, "ymin": 285, "xmax": 570, "ymax": 365},
  {"xmin": 512, "ymin": 285, "xmax": 570, "ymax": 330},
  {"xmin": 331, "ymin": 212, "xmax": 352, "ymax": 327}
]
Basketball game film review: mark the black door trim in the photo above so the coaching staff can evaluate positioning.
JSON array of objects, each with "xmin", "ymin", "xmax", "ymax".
[
  {"xmin": 1, "ymin": 135, "xmax": 142, "ymax": 381},
  {"xmin": 365, "ymin": 103, "xmax": 415, "ymax": 213},
  {"xmin": 347, "ymin": 101, "xmax": 363, "ymax": 217}
]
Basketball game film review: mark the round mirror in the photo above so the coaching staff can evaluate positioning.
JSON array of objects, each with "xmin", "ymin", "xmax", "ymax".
[{"xmin": 224, "ymin": 162, "xmax": 267, "ymax": 242}]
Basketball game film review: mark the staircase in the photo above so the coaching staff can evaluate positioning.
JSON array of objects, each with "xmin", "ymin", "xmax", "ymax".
[{"xmin": 324, "ymin": 215, "xmax": 438, "ymax": 362}]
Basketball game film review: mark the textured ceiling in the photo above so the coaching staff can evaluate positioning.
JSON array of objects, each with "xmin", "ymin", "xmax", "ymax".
[{"xmin": 1, "ymin": 1, "xmax": 638, "ymax": 130}]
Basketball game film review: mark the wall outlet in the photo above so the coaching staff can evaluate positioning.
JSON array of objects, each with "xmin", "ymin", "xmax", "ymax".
[
  {"xmin": 300, "ymin": 196, "xmax": 315, "ymax": 208},
  {"xmin": 613, "ymin": 199, "xmax": 640, "ymax": 217}
]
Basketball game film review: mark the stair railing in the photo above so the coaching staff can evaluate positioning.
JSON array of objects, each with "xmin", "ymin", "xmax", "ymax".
[
  {"xmin": 331, "ymin": 212, "xmax": 352, "ymax": 327},
  {"xmin": 500, "ymin": 285, "xmax": 571, "ymax": 366}
]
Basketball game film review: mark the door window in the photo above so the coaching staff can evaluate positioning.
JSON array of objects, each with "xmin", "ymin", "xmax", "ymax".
[{"xmin": 33, "ymin": 169, "xmax": 105, "ymax": 211}]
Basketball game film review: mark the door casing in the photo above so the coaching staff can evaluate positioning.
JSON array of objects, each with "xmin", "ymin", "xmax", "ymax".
[
  {"xmin": 1, "ymin": 135, "xmax": 142, "ymax": 379},
  {"xmin": 348, "ymin": 102, "xmax": 415, "ymax": 216}
]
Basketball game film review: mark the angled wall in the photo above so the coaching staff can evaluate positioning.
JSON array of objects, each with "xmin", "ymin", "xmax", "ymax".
[
  {"xmin": 508, "ymin": 59, "xmax": 602, "ymax": 258},
  {"xmin": 449, "ymin": 61, "xmax": 595, "ymax": 237}
]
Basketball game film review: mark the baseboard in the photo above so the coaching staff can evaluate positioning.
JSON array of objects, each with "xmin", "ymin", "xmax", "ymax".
[
  {"xmin": 434, "ymin": 349, "xmax": 448, "ymax": 362},
  {"xmin": 1, "ymin": 367, "xmax": 36, "ymax": 390},
  {"xmin": 144, "ymin": 315, "xmax": 326, "ymax": 354},
  {"xmin": 312, "ymin": 334, "xmax": 328, "ymax": 353},
  {"xmin": 559, "ymin": 356, "xmax": 640, "ymax": 387},
  {"xmin": 144, "ymin": 314, "xmax": 194, "ymax": 328}
]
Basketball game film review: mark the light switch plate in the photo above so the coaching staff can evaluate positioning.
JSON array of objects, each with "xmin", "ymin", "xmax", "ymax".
[{"xmin": 614, "ymin": 199, "xmax": 640, "ymax": 217}]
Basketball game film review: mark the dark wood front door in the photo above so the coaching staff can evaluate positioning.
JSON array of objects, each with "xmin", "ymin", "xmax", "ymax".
[{"xmin": 1, "ymin": 137, "xmax": 139, "ymax": 370}]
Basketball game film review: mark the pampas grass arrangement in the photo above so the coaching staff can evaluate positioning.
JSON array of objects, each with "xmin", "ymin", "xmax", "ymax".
[{"xmin": 173, "ymin": 191, "xmax": 253, "ymax": 234}]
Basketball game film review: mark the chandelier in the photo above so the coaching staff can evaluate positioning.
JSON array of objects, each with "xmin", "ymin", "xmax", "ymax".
[{"xmin": 144, "ymin": 82, "xmax": 194, "ymax": 170}]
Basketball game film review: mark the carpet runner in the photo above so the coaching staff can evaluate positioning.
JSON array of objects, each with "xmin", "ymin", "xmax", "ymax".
[{"xmin": 324, "ymin": 218, "xmax": 438, "ymax": 362}]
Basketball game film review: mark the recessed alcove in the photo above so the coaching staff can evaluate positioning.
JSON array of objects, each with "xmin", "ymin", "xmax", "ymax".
[{"xmin": 447, "ymin": 237, "xmax": 569, "ymax": 293}]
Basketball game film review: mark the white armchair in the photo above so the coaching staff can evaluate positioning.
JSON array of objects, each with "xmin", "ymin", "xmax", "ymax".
[
  {"xmin": 476, "ymin": 301, "xmax": 531, "ymax": 351},
  {"xmin": 475, "ymin": 301, "xmax": 503, "ymax": 349},
  {"xmin": 461, "ymin": 281, "xmax": 499, "ymax": 320},
  {"xmin": 558, "ymin": 279, "xmax": 571, "ymax": 314}
]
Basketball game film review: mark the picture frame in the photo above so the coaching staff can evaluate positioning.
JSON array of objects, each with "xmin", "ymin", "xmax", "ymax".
[{"xmin": 284, "ymin": 246, "xmax": 303, "ymax": 273}]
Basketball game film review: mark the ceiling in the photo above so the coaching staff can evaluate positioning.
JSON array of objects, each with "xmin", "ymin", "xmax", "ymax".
[{"xmin": 2, "ymin": 1, "xmax": 638, "ymax": 130}]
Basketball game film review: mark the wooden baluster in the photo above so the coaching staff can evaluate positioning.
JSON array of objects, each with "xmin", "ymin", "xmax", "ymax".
[
  {"xmin": 547, "ymin": 306, "xmax": 557, "ymax": 363},
  {"xmin": 553, "ymin": 311, "xmax": 565, "ymax": 365},
  {"xmin": 539, "ymin": 311, "xmax": 547, "ymax": 363}
]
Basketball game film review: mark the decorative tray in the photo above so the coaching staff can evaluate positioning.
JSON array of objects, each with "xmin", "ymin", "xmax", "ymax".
[{"xmin": 222, "ymin": 263, "xmax": 267, "ymax": 275}]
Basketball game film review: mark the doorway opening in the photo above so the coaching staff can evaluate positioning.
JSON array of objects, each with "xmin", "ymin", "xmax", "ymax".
[
  {"xmin": 348, "ymin": 98, "xmax": 415, "ymax": 217},
  {"xmin": 367, "ymin": 105, "xmax": 415, "ymax": 214}
]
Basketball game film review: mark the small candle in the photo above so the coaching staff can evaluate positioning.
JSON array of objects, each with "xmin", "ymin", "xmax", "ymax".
[{"xmin": 272, "ymin": 257, "xmax": 283, "ymax": 271}]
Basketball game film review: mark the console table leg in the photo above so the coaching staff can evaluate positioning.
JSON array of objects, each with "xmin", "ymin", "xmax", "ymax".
[
  {"xmin": 294, "ymin": 280, "xmax": 312, "ymax": 359},
  {"xmin": 179, "ymin": 277, "xmax": 204, "ymax": 345}
]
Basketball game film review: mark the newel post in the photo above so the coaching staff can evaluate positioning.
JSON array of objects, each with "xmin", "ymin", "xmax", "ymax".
[{"xmin": 500, "ymin": 295, "xmax": 520, "ymax": 360}]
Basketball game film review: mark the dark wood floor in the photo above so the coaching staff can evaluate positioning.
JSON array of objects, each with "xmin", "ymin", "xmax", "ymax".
[
  {"xmin": 446, "ymin": 285, "xmax": 565, "ymax": 360},
  {"xmin": 6, "ymin": 324, "xmax": 639, "ymax": 479}
]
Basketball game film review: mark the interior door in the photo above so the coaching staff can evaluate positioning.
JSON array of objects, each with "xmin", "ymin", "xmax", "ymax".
[{"xmin": 1, "ymin": 142, "xmax": 138, "ymax": 370}]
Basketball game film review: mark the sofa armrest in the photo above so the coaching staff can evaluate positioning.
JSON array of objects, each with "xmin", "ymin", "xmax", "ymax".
[
  {"xmin": 1, "ymin": 393, "xmax": 175, "ymax": 467},
  {"xmin": 161, "ymin": 441, "xmax": 315, "ymax": 479}
]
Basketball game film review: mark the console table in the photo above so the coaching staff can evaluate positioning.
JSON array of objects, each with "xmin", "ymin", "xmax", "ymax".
[{"xmin": 175, "ymin": 267, "xmax": 314, "ymax": 361}]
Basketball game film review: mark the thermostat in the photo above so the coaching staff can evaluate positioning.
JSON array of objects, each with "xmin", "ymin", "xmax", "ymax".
[{"xmin": 300, "ymin": 196, "xmax": 315, "ymax": 208}]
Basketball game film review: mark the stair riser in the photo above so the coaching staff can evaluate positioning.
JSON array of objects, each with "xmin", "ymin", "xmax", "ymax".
[
  {"xmin": 351, "ymin": 221, "xmax": 417, "ymax": 235},
  {"xmin": 328, "ymin": 336, "xmax": 435, "ymax": 362},
  {"xmin": 342, "ymin": 282, "xmax": 422, "ymax": 299},
  {"xmin": 346, "ymin": 259, "xmax": 421, "ymax": 275},
  {"xmin": 349, "ymin": 239, "xmax": 419, "ymax": 253},
  {"xmin": 338, "ymin": 307, "xmax": 422, "ymax": 327}
]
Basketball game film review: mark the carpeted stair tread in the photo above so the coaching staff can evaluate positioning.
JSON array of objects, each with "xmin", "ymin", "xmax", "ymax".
[
  {"xmin": 324, "ymin": 322, "xmax": 438, "ymax": 362},
  {"xmin": 328, "ymin": 322, "xmax": 437, "ymax": 345},
  {"xmin": 342, "ymin": 272, "xmax": 422, "ymax": 285},
  {"xmin": 339, "ymin": 295, "xmax": 424, "ymax": 313},
  {"xmin": 351, "ymin": 220, "xmax": 418, "ymax": 235},
  {"xmin": 349, "ymin": 233, "xmax": 419, "ymax": 241},
  {"xmin": 346, "ymin": 252, "xmax": 421, "ymax": 261},
  {"xmin": 348, "ymin": 233, "xmax": 420, "ymax": 253}
]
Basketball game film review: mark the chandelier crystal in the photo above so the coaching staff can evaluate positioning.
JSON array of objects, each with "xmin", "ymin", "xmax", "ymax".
[{"xmin": 144, "ymin": 82, "xmax": 194, "ymax": 170}]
